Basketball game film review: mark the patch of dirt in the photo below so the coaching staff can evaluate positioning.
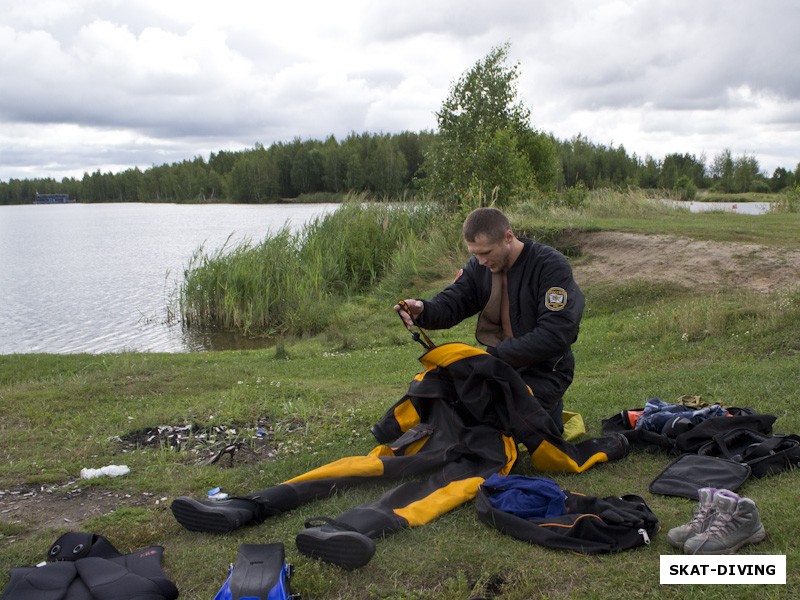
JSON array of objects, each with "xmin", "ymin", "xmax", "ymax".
[
  {"xmin": 571, "ymin": 231, "xmax": 800, "ymax": 293},
  {"xmin": 1, "ymin": 419, "xmax": 304, "ymax": 539},
  {"xmin": 0, "ymin": 483, "xmax": 156, "ymax": 531}
]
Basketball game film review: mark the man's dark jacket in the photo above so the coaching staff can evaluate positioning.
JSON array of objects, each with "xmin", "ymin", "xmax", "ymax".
[{"xmin": 417, "ymin": 238, "xmax": 585, "ymax": 406}]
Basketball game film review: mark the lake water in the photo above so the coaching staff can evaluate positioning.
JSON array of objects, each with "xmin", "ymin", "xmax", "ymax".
[
  {"xmin": 0, "ymin": 203, "xmax": 338, "ymax": 354},
  {"xmin": 659, "ymin": 199, "xmax": 774, "ymax": 215}
]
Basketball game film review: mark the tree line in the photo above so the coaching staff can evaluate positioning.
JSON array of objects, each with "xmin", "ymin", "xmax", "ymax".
[
  {"xmin": 2, "ymin": 132, "xmax": 796, "ymax": 206},
  {"xmin": 0, "ymin": 131, "xmax": 433, "ymax": 205},
  {"xmin": 3, "ymin": 135, "xmax": 795, "ymax": 206}
]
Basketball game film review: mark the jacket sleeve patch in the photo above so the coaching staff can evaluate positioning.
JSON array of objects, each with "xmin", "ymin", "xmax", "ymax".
[
  {"xmin": 545, "ymin": 287, "xmax": 567, "ymax": 311},
  {"xmin": 453, "ymin": 268, "xmax": 463, "ymax": 282}
]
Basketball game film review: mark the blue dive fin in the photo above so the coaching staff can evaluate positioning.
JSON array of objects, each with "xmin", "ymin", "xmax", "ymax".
[{"xmin": 213, "ymin": 543, "xmax": 296, "ymax": 600}]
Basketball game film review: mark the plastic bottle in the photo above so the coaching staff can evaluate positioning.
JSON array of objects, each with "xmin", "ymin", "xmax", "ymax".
[{"xmin": 207, "ymin": 487, "xmax": 229, "ymax": 501}]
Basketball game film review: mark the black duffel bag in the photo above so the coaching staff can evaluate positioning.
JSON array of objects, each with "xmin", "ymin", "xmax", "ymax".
[{"xmin": 697, "ymin": 429, "xmax": 800, "ymax": 478}]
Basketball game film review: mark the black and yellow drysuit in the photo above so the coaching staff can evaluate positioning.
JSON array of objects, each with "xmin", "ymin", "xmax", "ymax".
[{"xmin": 229, "ymin": 343, "xmax": 628, "ymax": 539}]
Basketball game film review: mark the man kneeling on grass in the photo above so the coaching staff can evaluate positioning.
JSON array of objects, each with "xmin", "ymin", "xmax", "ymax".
[{"xmin": 395, "ymin": 207, "xmax": 586, "ymax": 434}]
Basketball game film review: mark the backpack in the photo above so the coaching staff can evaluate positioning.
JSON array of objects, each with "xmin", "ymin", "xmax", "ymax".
[
  {"xmin": 603, "ymin": 404, "xmax": 781, "ymax": 500},
  {"xmin": 1, "ymin": 532, "xmax": 178, "ymax": 600},
  {"xmin": 645, "ymin": 424, "xmax": 800, "ymax": 499},
  {"xmin": 475, "ymin": 476, "xmax": 658, "ymax": 554}
]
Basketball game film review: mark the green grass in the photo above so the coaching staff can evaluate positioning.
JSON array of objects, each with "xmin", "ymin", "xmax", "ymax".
[
  {"xmin": 695, "ymin": 190, "xmax": 783, "ymax": 203},
  {"xmin": 2, "ymin": 193, "xmax": 800, "ymax": 598},
  {"xmin": 510, "ymin": 189, "xmax": 800, "ymax": 249}
]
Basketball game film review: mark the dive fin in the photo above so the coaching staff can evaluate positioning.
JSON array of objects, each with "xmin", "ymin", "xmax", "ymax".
[{"xmin": 214, "ymin": 543, "xmax": 297, "ymax": 600}]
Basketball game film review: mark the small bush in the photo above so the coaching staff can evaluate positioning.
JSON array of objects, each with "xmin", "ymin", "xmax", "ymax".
[
  {"xmin": 673, "ymin": 175, "xmax": 697, "ymax": 200},
  {"xmin": 774, "ymin": 186, "xmax": 800, "ymax": 213},
  {"xmin": 558, "ymin": 181, "xmax": 590, "ymax": 209},
  {"xmin": 749, "ymin": 180, "xmax": 771, "ymax": 194}
]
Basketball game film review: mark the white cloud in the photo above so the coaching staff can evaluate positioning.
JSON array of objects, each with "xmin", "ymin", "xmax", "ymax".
[{"xmin": 1, "ymin": 0, "xmax": 799, "ymax": 181}]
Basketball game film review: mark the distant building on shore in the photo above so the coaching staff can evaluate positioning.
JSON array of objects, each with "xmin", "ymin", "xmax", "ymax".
[{"xmin": 34, "ymin": 193, "xmax": 72, "ymax": 204}]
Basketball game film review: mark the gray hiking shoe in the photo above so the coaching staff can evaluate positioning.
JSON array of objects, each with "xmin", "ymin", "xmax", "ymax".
[
  {"xmin": 666, "ymin": 487, "xmax": 718, "ymax": 549},
  {"xmin": 683, "ymin": 490, "xmax": 766, "ymax": 555}
]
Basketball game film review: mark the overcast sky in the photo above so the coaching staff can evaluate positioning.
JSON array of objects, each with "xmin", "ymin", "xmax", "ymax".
[{"xmin": 2, "ymin": 0, "xmax": 799, "ymax": 182}]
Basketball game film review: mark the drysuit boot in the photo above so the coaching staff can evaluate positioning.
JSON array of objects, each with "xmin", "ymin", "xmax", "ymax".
[
  {"xmin": 170, "ymin": 496, "xmax": 260, "ymax": 534},
  {"xmin": 607, "ymin": 432, "xmax": 631, "ymax": 460},
  {"xmin": 683, "ymin": 490, "xmax": 766, "ymax": 554},
  {"xmin": 295, "ymin": 517, "xmax": 376, "ymax": 570},
  {"xmin": 666, "ymin": 487, "xmax": 718, "ymax": 548}
]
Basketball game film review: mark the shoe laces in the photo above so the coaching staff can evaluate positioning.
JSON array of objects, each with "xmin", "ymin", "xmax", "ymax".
[
  {"xmin": 688, "ymin": 503, "xmax": 715, "ymax": 531},
  {"xmin": 703, "ymin": 510, "xmax": 735, "ymax": 540}
]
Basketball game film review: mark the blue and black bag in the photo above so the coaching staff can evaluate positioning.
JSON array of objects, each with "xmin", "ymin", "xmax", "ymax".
[{"xmin": 476, "ymin": 475, "xmax": 659, "ymax": 555}]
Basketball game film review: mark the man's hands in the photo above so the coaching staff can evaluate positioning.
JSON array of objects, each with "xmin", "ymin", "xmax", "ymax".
[
  {"xmin": 394, "ymin": 299, "xmax": 424, "ymax": 330},
  {"xmin": 395, "ymin": 299, "xmax": 436, "ymax": 350}
]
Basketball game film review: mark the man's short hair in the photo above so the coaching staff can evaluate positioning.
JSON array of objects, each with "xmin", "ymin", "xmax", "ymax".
[{"xmin": 462, "ymin": 207, "xmax": 511, "ymax": 243}]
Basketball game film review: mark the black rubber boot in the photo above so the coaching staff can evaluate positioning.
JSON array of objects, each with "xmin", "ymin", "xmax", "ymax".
[
  {"xmin": 295, "ymin": 517, "xmax": 376, "ymax": 570},
  {"xmin": 608, "ymin": 432, "xmax": 631, "ymax": 460},
  {"xmin": 170, "ymin": 496, "xmax": 260, "ymax": 533}
]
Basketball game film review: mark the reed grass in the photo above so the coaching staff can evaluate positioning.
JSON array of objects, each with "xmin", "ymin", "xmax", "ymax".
[
  {"xmin": 180, "ymin": 228, "xmax": 301, "ymax": 335},
  {"xmin": 179, "ymin": 199, "xmax": 443, "ymax": 336}
]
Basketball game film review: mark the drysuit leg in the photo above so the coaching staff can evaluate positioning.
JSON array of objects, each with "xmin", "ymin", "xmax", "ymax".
[
  {"xmin": 245, "ymin": 440, "xmax": 449, "ymax": 519},
  {"xmin": 333, "ymin": 429, "xmax": 518, "ymax": 537},
  {"xmin": 171, "ymin": 420, "xmax": 456, "ymax": 534},
  {"xmin": 287, "ymin": 419, "xmax": 518, "ymax": 569},
  {"xmin": 247, "ymin": 423, "xmax": 516, "ymax": 538}
]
